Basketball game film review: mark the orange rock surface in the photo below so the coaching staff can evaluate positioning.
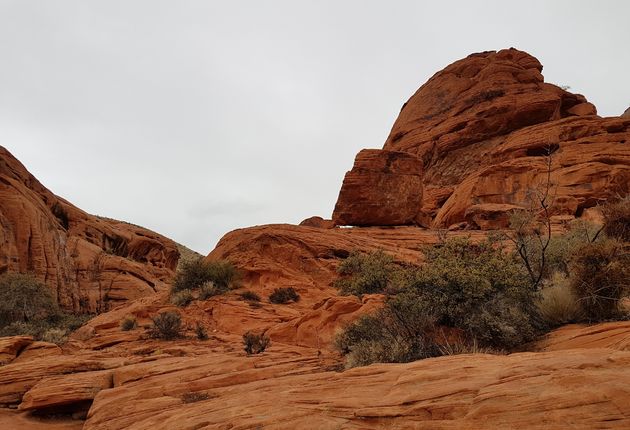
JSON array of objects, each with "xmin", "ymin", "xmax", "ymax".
[
  {"xmin": 2, "ymin": 48, "xmax": 630, "ymax": 429},
  {"xmin": 333, "ymin": 48, "xmax": 630, "ymax": 229},
  {"xmin": 0, "ymin": 146, "xmax": 179, "ymax": 312}
]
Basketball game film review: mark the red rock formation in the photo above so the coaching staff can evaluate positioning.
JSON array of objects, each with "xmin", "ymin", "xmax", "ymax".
[
  {"xmin": 298, "ymin": 216, "xmax": 335, "ymax": 229},
  {"xmin": 333, "ymin": 48, "xmax": 630, "ymax": 229},
  {"xmin": 333, "ymin": 149, "xmax": 424, "ymax": 226},
  {"xmin": 0, "ymin": 146, "xmax": 179, "ymax": 312}
]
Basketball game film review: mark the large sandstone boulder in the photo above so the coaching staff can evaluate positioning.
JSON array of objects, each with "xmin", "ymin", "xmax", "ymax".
[
  {"xmin": 333, "ymin": 48, "xmax": 630, "ymax": 229},
  {"xmin": 332, "ymin": 149, "xmax": 423, "ymax": 226},
  {"xmin": 0, "ymin": 146, "xmax": 179, "ymax": 312}
]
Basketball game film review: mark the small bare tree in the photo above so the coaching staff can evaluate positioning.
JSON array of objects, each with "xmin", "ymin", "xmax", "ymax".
[{"xmin": 506, "ymin": 145, "xmax": 557, "ymax": 289}]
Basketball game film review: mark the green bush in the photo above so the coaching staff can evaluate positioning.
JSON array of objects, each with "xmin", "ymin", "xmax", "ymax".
[
  {"xmin": 335, "ymin": 294, "xmax": 440, "ymax": 368},
  {"xmin": 333, "ymin": 250, "xmax": 407, "ymax": 296},
  {"xmin": 243, "ymin": 331, "xmax": 270, "ymax": 354},
  {"xmin": 268, "ymin": 287, "xmax": 300, "ymax": 304},
  {"xmin": 120, "ymin": 315, "xmax": 138, "ymax": 331},
  {"xmin": 0, "ymin": 273, "xmax": 57, "ymax": 326},
  {"xmin": 601, "ymin": 196, "xmax": 630, "ymax": 241},
  {"xmin": 334, "ymin": 237, "xmax": 541, "ymax": 367},
  {"xmin": 569, "ymin": 238, "xmax": 629, "ymax": 321},
  {"xmin": 149, "ymin": 311, "xmax": 183, "ymax": 340},
  {"xmin": 171, "ymin": 290, "xmax": 194, "ymax": 307},
  {"xmin": 173, "ymin": 258, "xmax": 239, "ymax": 293},
  {"xmin": 410, "ymin": 237, "xmax": 539, "ymax": 348}
]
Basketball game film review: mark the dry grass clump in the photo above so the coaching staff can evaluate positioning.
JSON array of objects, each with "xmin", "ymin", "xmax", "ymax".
[
  {"xmin": 171, "ymin": 290, "xmax": 194, "ymax": 307},
  {"xmin": 181, "ymin": 391, "xmax": 211, "ymax": 403},
  {"xmin": 120, "ymin": 315, "xmax": 138, "ymax": 331},
  {"xmin": 269, "ymin": 287, "xmax": 300, "ymax": 304},
  {"xmin": 537, "ymin": 273, "xmax": 583, "ymax": 326}
]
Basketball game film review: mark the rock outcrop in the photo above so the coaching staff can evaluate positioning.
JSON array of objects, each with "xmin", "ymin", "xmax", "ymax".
[
  {"xmin": 333, "ymin": 149, "xmax": 424, "ymax": 226},
  {"xmin": 333, "ymin": 48, "xmax": 630, "ymax": 229},
  {"xmin": 2, "ymin": 48, "xmax": 630, "ymax": 429},
  {"xmin": 0, "ymin": 146, "xmax": 179, "ymax": 312}
]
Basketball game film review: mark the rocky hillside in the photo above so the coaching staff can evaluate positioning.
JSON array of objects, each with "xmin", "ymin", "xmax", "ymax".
[
  {"xmin": 0, "ymin": 48, "xmax": 629, "ymax": 429},
  {"xmin": 0, "ymin": 146, "xmax": 180, "ymax": 313},
  {"xmin": 334, "ymin": 48, "xmax": 630, "ymax": 229}
]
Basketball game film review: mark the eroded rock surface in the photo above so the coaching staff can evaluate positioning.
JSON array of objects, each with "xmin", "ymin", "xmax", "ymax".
[
  {"xmin": 333, "ymin": 48, "xmax": 630, "ymax": 229},
  {"xmin": 0, "ymin": 146, "xmax": 179, "ymax": 312},
  {"xmin": 0, "ymin": 223, "xmax": 629, "ymax": 429}
]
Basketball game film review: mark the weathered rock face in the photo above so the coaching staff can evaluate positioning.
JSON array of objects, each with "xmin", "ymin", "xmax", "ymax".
[
  {"xmin": 0, "ymin": 222, "xmax": 630, "ymax": 429},
  {"xmin": 333, "ymin": 48, "xmax": 630, "ymax": 228},
  {"xmin": 332, "ymin": 149, "xmax": 424, "ymax": 226},
  {"xmin": 0, "ymin": 146, "xmax": 179, "ymax": 312}
]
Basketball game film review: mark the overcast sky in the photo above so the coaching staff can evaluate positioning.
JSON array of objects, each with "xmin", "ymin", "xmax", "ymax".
[{"xmin": 1, "ymin": 1, "xmax": 628, "ymax": 254}]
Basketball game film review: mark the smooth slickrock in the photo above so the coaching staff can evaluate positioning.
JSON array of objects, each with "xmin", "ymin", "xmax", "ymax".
[
  {"xmin": 0, "ymin": 146, "xmax": 180, "ymax": 312},
  {"xmin": 19, "ymin": 370, "xmax": 113, "ymax": 412},
  {"xmin": 81, "ymin": 348, "xmax": 630, "ymax": 430},
  {"xmin": 539, "ymin": 321, "xmax": 630, "ymax": 352},
  {"xmin": 13, "ymin": 341, "xmax": 63, "ymax": 363},
  {"xmin": 0, "ymin": 354, "xmax": 124, "ymax": 405},
  {"xmin": 333, "ymin": 48, "xmax": 629, "ymax": 229},
  {"xmin": 333, "ymin": 149, "xmax": 424, "ymax": 226}
]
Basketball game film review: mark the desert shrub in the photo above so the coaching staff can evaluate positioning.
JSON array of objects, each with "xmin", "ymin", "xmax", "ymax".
[
  {"xmin": 149, "ymin": 311, "xmax": 183, "ymax": 340},
  {"xmin": 195, "ymin": 323, "xmax": 208, "ymax": 340},
  {"xmin": 120, "ymin": 315, "xmax": 138, "ymax": 331},
  {"xmin": 0, "ymin": 273, "xmax": 57, "ymax": 326},
  {"xmin": 243, "ymin": 331, "xmax": 270, "ymax": 354},
  {"xmin": 40, "ymin": 328, "xmax": 67, "ymax": 345},
  {"xmin": 601, "ymin": 196, "xmax": 630, "ymax": 241},
  {"xmin": 334, "ymin": 250, "xmax": 407, "ymax": 296},
  {"xmin": 199, "ymin": 281, "xmax": 222, "ymax": 300},
  {"xmin": 411, "ymin": 237, "xmax": 539, "ymax": 348},
  {"xmin": 537, "ymin": 273, "xmax": 583, "ymax": 327},
  {"xmin": 0, "ymin": 321, "xmax": 41, "ymax": 338},
  {"xmin": 173, "ymin": 258, "xmax": 239, "ymax": 293},
  {"xmin": 268, "ymin": 287, "xmax": 300, "ymax": 304},
  {"xmin": 335, "ymin": 237, "xmax": 540, "ymax": 367},
  {"xmin": 171, "ymin": 290, "xmax": 194, "ymax": 307},
  {"xmin": 335, "ymin": 293, "xmax": 440, "ymax": 368},
  {"xmin": 569, "ymin": 238, "xmax": 629, "ymax": 321},
  {"xmin": 181, "ymin": 392, "xmax": 210, "ymax": 403},
  {"xmin": 240, "ymin": 290, "xmax": 261, "ymax": 302},
  {"xmin": 437, "ymin": 337, "xmax": 499, "ymax": 356}
]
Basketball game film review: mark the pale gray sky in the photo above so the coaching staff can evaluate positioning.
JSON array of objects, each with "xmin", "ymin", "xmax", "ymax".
[{"xmin": 1, "ymin": 1, "xmax": 628, "ymax": 253}]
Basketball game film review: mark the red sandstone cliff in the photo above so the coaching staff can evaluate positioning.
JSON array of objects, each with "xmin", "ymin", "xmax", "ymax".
[
  {"xmin": 333, "ymin": 48, "xmax": 630, "ymax": 229},
  {"xmin": 0, "ymin": 146, "xmax": 179, "ymax": 313}
]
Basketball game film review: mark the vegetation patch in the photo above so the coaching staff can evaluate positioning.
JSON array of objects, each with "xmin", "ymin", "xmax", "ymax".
[
  {"xmin": 120, "ymin": 315, "xmax": 138, "ymax": 331},
  {"xmin": 243, "ymin": 331, "xmax": 270, "ymax": 354},
  {"xmin": 148, "ymin": 311, "xmax": 183, "ymax": 340},
  {"xmin": 239, "ymin": 290, "xmax": 261, "ymax": 302},
  {"xmin": 0, "ymin": 273, "xmax": 91, "ymax": 343},
  {"xmin": 171, "ymin": 290, "xmax": 194, "ymax": 307},
  {"xmin": 269, "ymin": 287, "xmax": 300, "ymax": 304},
  {"xmin": 181, "ymin": 392, "xmax": 212, "ymax": 404},
  {"xmin": 173, "ymin": 258, "xmax": 240, "ymax": 293},
  {"xmin": 195, "ymin": 322, "xmax": 208, "ymax": 340}
]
